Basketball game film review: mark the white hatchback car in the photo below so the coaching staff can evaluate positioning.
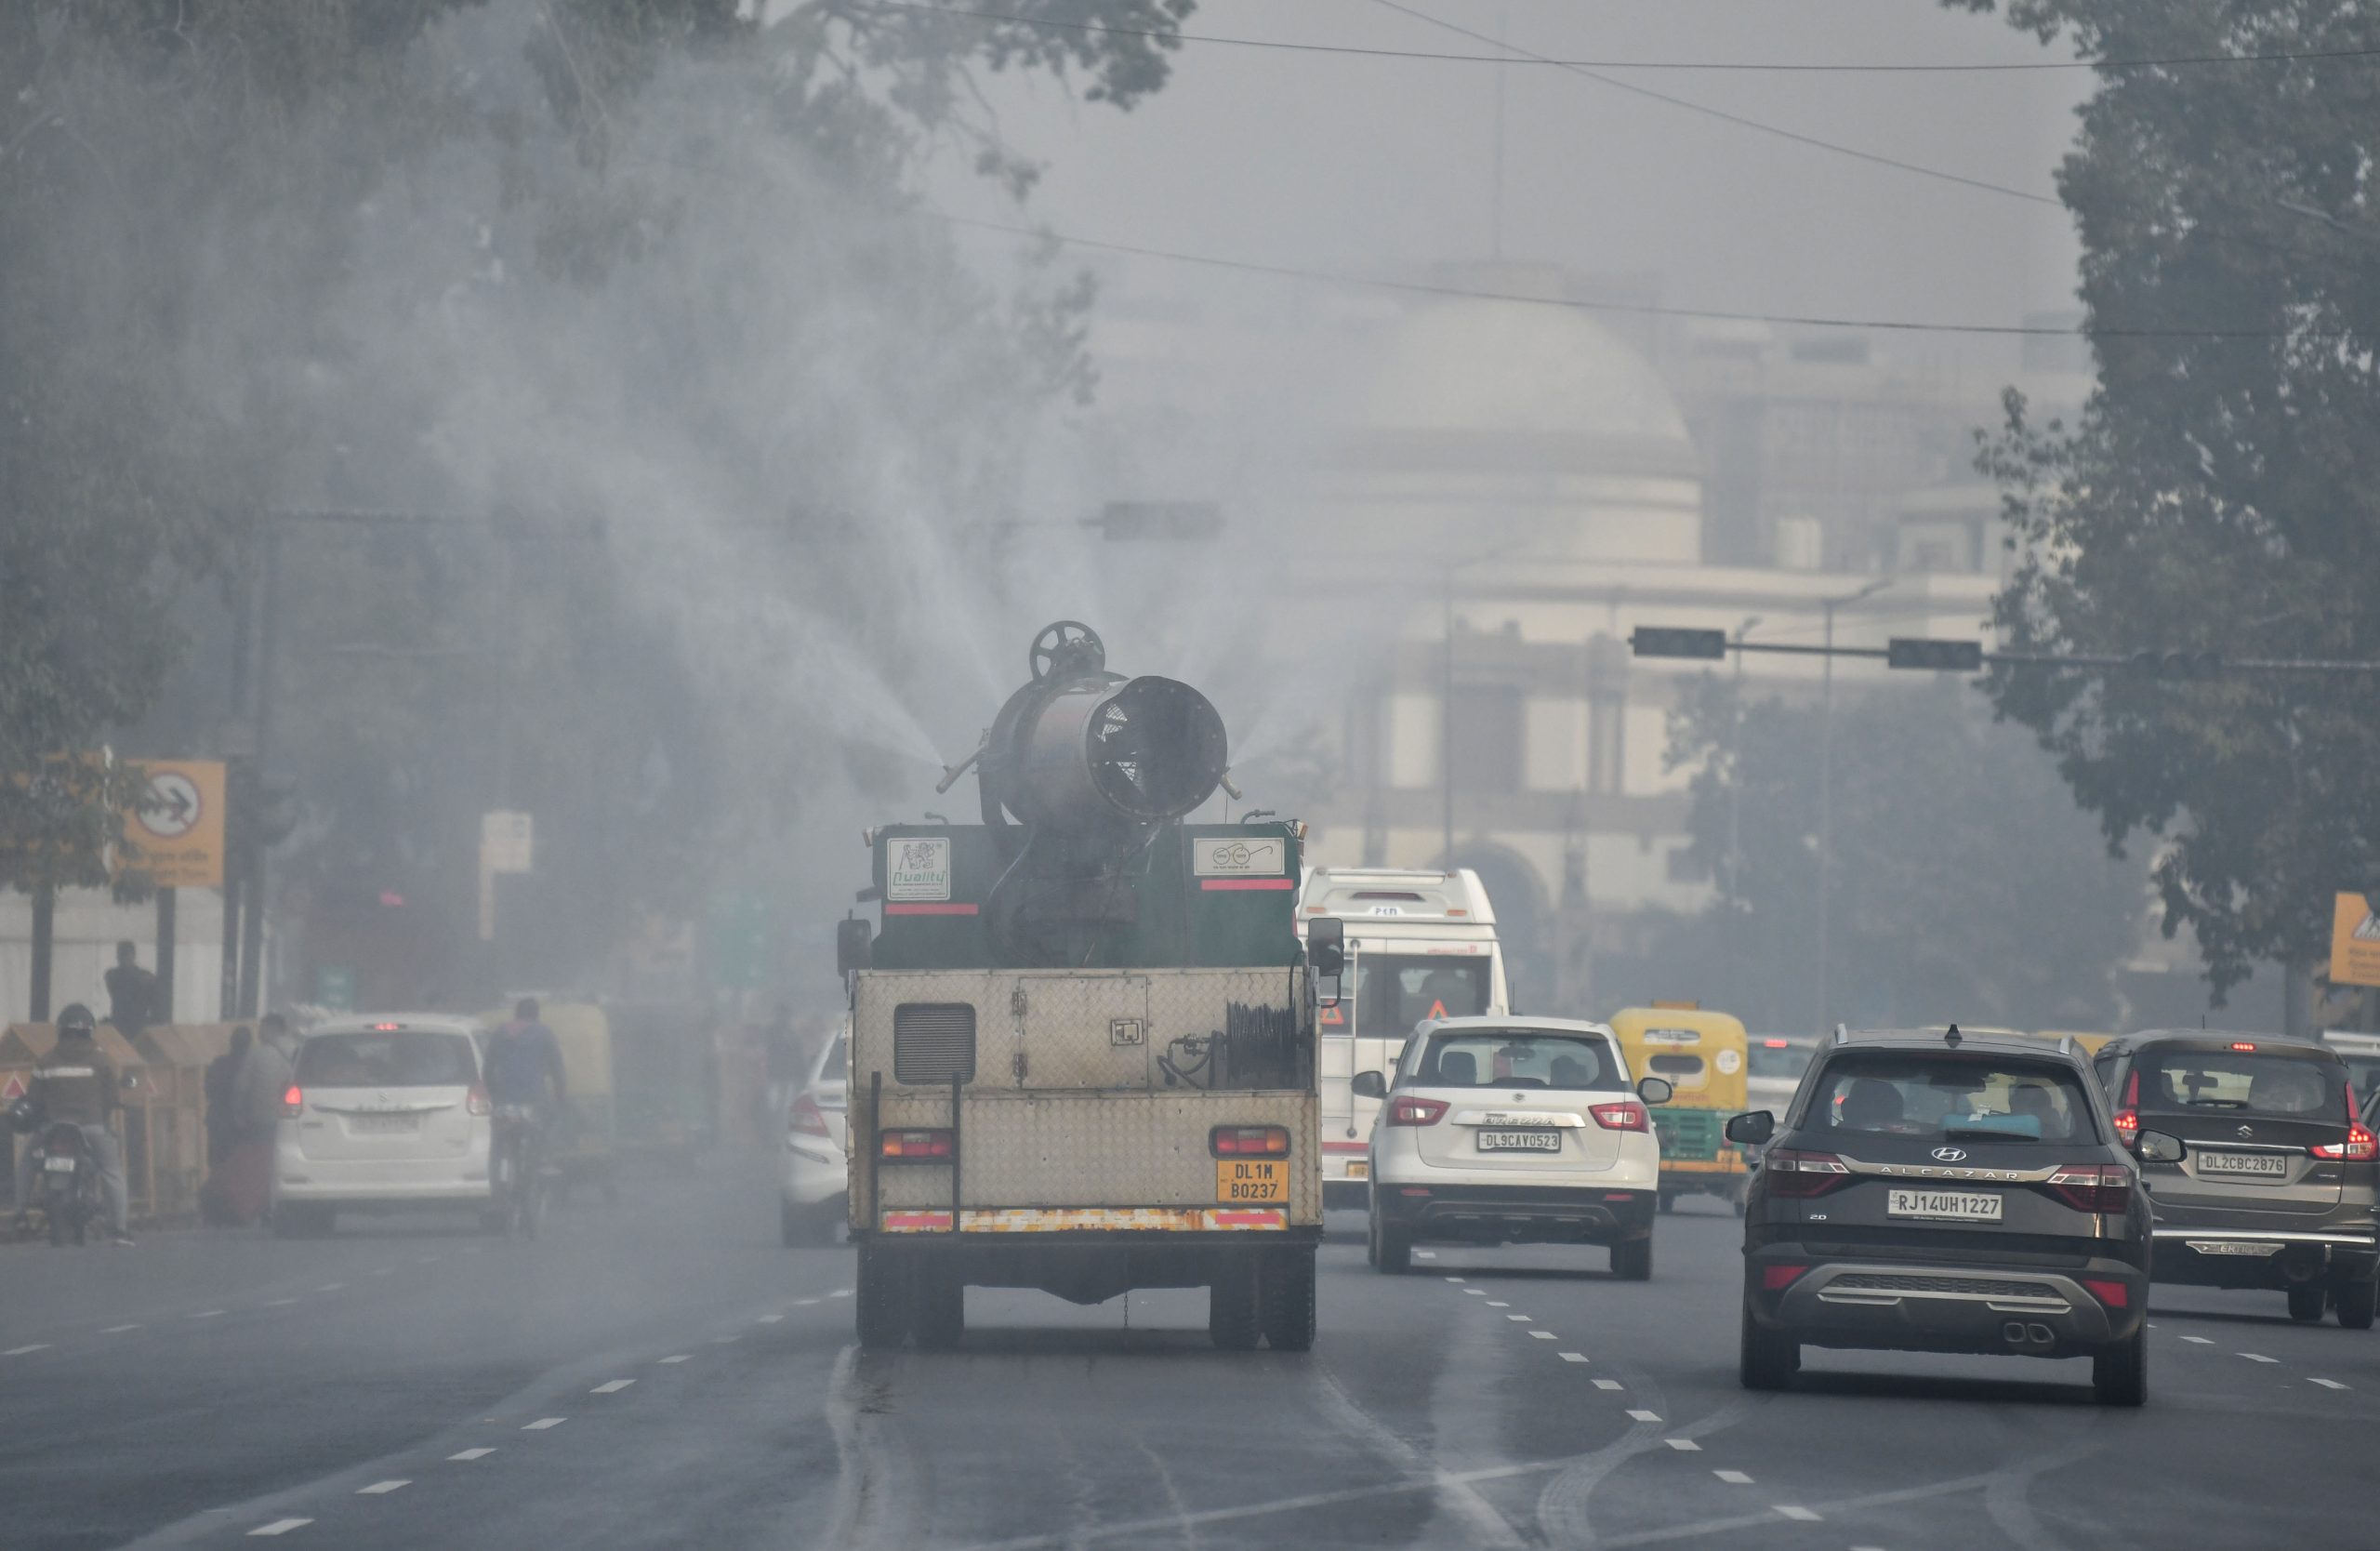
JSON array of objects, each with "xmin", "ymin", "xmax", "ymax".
[
  {"xmin": 779, "ymin": 1023, "xmax": 849, "ymax": 1245},
  {"xmin": 272, "ymin": 1014, "xmax": 494, "ymax": 1236},
  {"xmin": 1356, "ymin": 1016, "xmax": 1671, "ymax": 1279}
]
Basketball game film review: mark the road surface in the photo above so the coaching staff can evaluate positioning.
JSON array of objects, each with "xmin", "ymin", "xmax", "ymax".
[{"xmin": 4, "ymin": 1170, "xmax": 2366, "ymax": 1549}]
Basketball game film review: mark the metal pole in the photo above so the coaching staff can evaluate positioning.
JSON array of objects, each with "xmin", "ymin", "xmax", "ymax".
[
  {"xmin": 1726, "ymin": 616, "xmax": 1760, "ymax": 900},
  {"xmin": 29, "ymin": 882, "xmax": 53, "ymax": 1023},
  {"xmin": 1817, "ymin": 603, "xmax": 1835, "ymax": 1029},
  {"xmin": 154, "ymin": 889, "xmax": 176, "ymax": 1025},
  {"xmin": 219, "ymin": 852, "xmax": 241, "ymax": 1021},
  {"xmin": 1441, "ymin": 572, "xmax": 1456, "ymax": 865},
  {"xmin": 1490, "ymin": 7, "xmax": 1507, "ymax": 260},
  {"xmin": 240, "ymin": 524, "xmax": 282, "ymax": 1017}
]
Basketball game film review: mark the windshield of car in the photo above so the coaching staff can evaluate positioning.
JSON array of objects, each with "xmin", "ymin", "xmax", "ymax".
[
  {"xmin": 2135, "ymin": 1049, "xmax": 2344, "ymax": 1120},
  {"xmin": 1410, "ymin": 1031, "xmax": 1619, "ymax": 1091},
  {"xmin": 1349, "ymin": 954, "xmax": 1491, "ymax": 1038},
  {"xmin": 1805, "ymin": 1053, "xmax": 2096, "ymax": 1144},
  {"xmin": 296, "ymin": 1031, "xmax": 477, "ymax": 1088},
  {"xmin": 1748, "ymin": 1039, "xmax": 1810, "ymax": 1080}
]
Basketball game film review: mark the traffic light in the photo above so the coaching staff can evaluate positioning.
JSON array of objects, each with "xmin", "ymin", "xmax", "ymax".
[
  {"xmin": 1630, "ymin": 627, "xmax": 1728, "ymax": 661},
  {"xmin": 228, "ymin": 763, "xmax": 302, "ymax": 849},
  {"xmin": 1885, "ymin": 638, "xmax": 1984, "ymax": 672}
]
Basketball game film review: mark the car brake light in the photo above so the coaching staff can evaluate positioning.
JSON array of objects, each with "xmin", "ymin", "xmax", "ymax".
[
  {"xmin": 1763, "ymin": 1148, "xmax": 1852, "ymax": 1198},
  {"xmin": 2311, "ymin": 1122, "xmax": 2378, "ymax": 1162},
  {"xmin": 2228, "ymin": 1041, "xmax": 2256, "ymax": 1052},
  {"xmin": 2081, "ymin": 1278, "xmax": 2131, "ymax": 1308},
  {"xmin": 880, "ymin": 1128, "xmax": 953, "ymax": 1159},
  {"xmin": 1760, "ymin": 1264, "xmax": 1808, "ymax": 1291},
  {"xmin": 1589, "ymin": 1100, "xmax": 1649, "ymax": 1133},
  {"xmin": 1388, "ymin": 1096, "xmax": 1449, "ymax": 1127},
  {"xmin": 282, "ymin": 1085, "xmax": 304, "ymax": 1118},
  {"xmin": 465, "ymin": 1084, "xmax": 491, "ymax": 1118},
  {"xmin": 2112, "ymin": 1067, "xmax": 2139, "ymax": 1148},
  {"xmin": 2047, "ymin": 1163, "xmax": 2132, "ymax": 1214},
  {"xmin": 790, "ymin": 1094, "xmax": 832, "ymax": 1137},
  {"xmin": 1211, "ymin": 1125, "xmax": 1291, "ymax": 1157}
]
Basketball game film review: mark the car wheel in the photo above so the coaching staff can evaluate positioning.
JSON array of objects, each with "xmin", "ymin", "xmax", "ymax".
[
  {"xmin": 1364, "ymin": 1203, "xmax": 1379, "ymax": 1267},
  {"xmin": 911, "ymin": 1267, "xmax": 966, "ymax": 1350},
  {"xmin": 2335, "ymin": 1277, "xmax": 2378, "ymax": 1331},
  {"xmin": 1209, "ymin": 1255, "xmax": 1263, "ymax": 1350},
  {"xmin": 1657, "ymin": 1193, "xmax": 1674, "ymax": 1214},
  {"xmin": 854, "ymin": 1242, "xmax": 908, "ymax": 1349},
  {"xmin": 1739, "ymin": 1300, "xmax": 1799, "ymax": 1390},
  {"xmin": 2092, "ymin": 1326, "xmax": 2149, "ymax": 1407},
  {"xmin": 1372, "ymin": 1201, "xmax": 1412, "ymax": 1275},
  {"xmin": 1611, "ymin": 1235, "xmax": 1653, "ymax": 1282},
  {"xmin": 2288, "ymin": 1284, "xmax": 2328, "ymax": 1323},
  {"xmin": 1261, "ymin": 1247, "xmax": 1317, "ymax": 1352},
  {"xmin": 780, "ymin": 1200, "xmax": 804, "ymax": 1248}
]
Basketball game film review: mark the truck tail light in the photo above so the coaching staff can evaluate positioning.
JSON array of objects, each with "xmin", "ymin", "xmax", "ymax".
[
  {"xmin": 283, "ymin": 1085, "xmax": 305, "ymax": 1119},
  {"xmin": 1589, "ymin": 1101, "xmax": 1649, "ymax": 1133},
  {"xmin": 880, "ymin": 1129, "xmax": 954, "ymax": 1159},
  {"xmin": 466, "ymin": 1084, "xmax": 491, "ymax": 1118},
  {"xmin": 790, "ymin": 1093, "xmax": 832, "ymax": 1138},
  {"xmin": 2047, "ymin": 1163, "xmax": 2132, "ymax": 1214},
  {"xmin": 1211, "ymin": 1125, "xmax": 1290, "ymax": 1157},
  {"xmin": 1763, "ymin": 1148, "xmax": 1851, "ymax": 1199},
  {"xmin": 1387, "ymin": 1096, "xmax": 1448, "ymax": 1127}
]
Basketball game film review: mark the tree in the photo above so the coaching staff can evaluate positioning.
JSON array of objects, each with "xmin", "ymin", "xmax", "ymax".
[
  {"xmin": 1946, "ymin": 1, "xmax": 2380, "ymax": 998},
  {"xmin": 1626, "ymin": 676, "xmax": 2143, "ymax": 1032}
]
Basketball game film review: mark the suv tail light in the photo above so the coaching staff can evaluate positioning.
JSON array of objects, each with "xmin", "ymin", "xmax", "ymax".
[
  {"xmin": 2046, "ymin": 1163, "xmax": 2132, "ymax": 1214},
  {"xmin": 2311, "ymin": 1124, "xmax": 2377, "ymax": 1162},
  {"xmin": 2111, "ymin": 1067, "xmax": 2140, "ymax": 1149},
  {"xmin": 282, "ymin": 1085, "xmax": 305, "ymax": 1119},
  {"xmin": 790, "ymin": 1093, "xmax": 832, "ymax": 1138},
  {"xmin": 1211, "ymin": 1125, "xmax": 1290, "ymax": 1157},
  {"xmin": 1387, "ymin": 1096, "xmax": 1449, "ymax": 1127},
  {"xmin": 465, "ymin": 1084, "xmax": 491, "ymax": 1118},
  {"xmin": 1763, "ymin": 1148, "xmax": 1851, "ymax": 1199},
  {"xmin": 1589, "ymin": 1100, "xmax": 1650, "ymax": 1133},
  {"xmin": 880, "ymin": 1128, "xmax": 953, "ymax": 1159}
]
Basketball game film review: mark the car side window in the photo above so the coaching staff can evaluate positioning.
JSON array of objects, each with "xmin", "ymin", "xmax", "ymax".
[{"xmin": 2092, "ymin": 1052, "xmax": 2120, "ymax": 1098}]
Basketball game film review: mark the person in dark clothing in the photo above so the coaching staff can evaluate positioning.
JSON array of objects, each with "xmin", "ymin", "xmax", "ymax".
[
  {"xmin": 486, "ymin": 998, "xmax": 567, "ymax": 1115},
  {"xmin": 204, "ymin": 1027, "xmax": 251, "ymax": 1169},
  {"xmin": 104, "ymin": 941, "xmax": 158, "ymax": 1037},
  {"xmin": 13, "ymin": 1004, "xmax": 132, "ymax": 1244}
]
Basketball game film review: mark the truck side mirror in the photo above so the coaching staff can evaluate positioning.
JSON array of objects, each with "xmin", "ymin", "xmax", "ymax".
[
  {"xmin": 1725, "ymin": 1110, "xmax": 1774, "ymax": 1146},
  {"xmin": 1350, "ymin": 1069, "xmax": 1387, "ymax": 1100},
  {"xmin": 1306, "ymin": 917, "xmax": 1345, "ymax": 1007},
  {"xmin": 836, "ymin": 917, "xmax": 873, "ymax": 976}
]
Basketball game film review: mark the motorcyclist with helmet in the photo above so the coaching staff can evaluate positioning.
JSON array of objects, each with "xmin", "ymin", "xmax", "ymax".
[{"xmin": 11, "ymin": 1004, "xmax": 133, "ymax": 1245}]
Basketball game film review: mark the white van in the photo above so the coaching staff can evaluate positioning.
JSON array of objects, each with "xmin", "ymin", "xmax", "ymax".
[{"xmin": 1296, "ymin": 868, "xmax": 1509, "ymax": 1206}]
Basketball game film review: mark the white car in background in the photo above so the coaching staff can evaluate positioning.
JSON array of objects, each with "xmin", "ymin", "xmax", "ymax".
[
  {"xmin": 779, "ymin": 1023, "xmax": 849, "ymax": 1245},
  {"xmin": 272, "ymin": 1014, "xmax": 494, "ymax": 1236},
  {"xmin": 1356, "ymin": 1016, "xmax": 1671, "ymax": 1279}
]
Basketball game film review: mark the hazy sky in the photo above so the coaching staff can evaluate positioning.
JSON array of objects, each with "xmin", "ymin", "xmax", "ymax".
[{"xmin": 928, "ymin": 0, "xmax": 2089, "ymax": 374}]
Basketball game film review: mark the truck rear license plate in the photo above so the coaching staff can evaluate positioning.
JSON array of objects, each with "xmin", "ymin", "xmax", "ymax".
[
  {"xmin": 1478, "ymin": 1131, "xmax": 1561, "ymax": 1153},
  {"xmin": 1218, "ymin": 1160, "xmax": 1289, "ymax": 1203},
  {"xmin": 2196, "ymin": 1151, "xmax": 2288, "ymax": 1177},
  {"xmin": 1887, "ymin": 1189, "xmax": 2002, "ymax": 1222}
]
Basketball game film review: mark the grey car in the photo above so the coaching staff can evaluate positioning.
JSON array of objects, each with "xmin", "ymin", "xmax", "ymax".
[
  {"xmin": 1728, "ymin": 1027, "xmax": 2159, "ymax": 1405},
  {"xmin": 2093, "ymin": 1032, "xmax": 2379, "ymax": 1328}
]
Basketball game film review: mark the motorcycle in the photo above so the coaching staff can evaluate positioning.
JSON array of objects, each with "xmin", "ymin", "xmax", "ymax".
[{"xmin": 8, "ymin": 1098, "xmax": 102, "ymax": 1247}]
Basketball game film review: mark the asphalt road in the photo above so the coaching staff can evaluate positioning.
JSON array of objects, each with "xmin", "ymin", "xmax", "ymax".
[{"xmin": 5, "ymin": 1172, "xmax": 2372, "ymax": 1551}]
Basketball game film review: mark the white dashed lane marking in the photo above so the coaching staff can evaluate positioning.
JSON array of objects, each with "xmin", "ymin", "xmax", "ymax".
[
  {"xmin": 1528, "ymin": 1331, "xmax": 1556, "ymax": 1340},
  {"xmin": 356, "ymin": 1480, "xmax": 409, "ymax": 1495},
  {"xmin": 794, "ymin": 1299, "xmax": 820, "ymax": 1306},
  {"xmin": 2310, "ymin": 1378, "xmax": 2348, "ymax": 1389},
  {"xmin": 449, "ymin": 1449, "xmax": 496, "ymax": 1462},
  {"xmin": 757, "ymin": 1314, "xmax": 784, "ymax": 1324},
  {"xmin": 1462, "ymin": 1289, "xmax": 1486, "ymax": 1296},
  {"xmin": 658, "ymin": 1355, "xmax": 691, "ymax": 1364},
  {"xmin": 263, "ymin": 1298, "xmax": 298, "ymax": 1307},
  {"xmin": 248, "ymin": 1519, "xmax": 311, "ymax": 1536},
  {"xmin": 1593, "ymin": 1379, "xmax": 1624, "ymax": 1390},
  {"xmin": 1772, "ymin": 1505, "xmax": 1821, "ymax": 1522},
  {"xmin": 1665, "ymin": 1438, "xmax": 1701, "ymax": 1452},
  {"xmin": 1505, "ymin": 1314, "xmax": 1530, "ymax": 1322},
  {"xmin": 2181, "ymin": 1335, "xmax": 2214, "ymax": 1345},
  {"xmin": 828, "ymin": 1289, "xmax": 853, "ymax": 1298},
  {"xmin": 1444, "ymin": 1277, "xmax": 1464, "ymax": 1283},
  {"xmin": 1486, "ymin": 1301, "xmax": 1511, "ymax": 1308},
  {"xmin": 591, "ymin": 1380, "xmax": 635, "ymax": 1394},
  {"xmin": 102, "ymin": 1325, "xmax": 140, "ymax": 1333},
  {"xmin": 1415, "ymin": 1250, "xmax": 1436, "ymax": 1259},
  {"xmin": 190, "ymin": 1310, "xmax": 224, "ymax": 1319},
  {"xmin": 1558, "ymin": 1352, "xmax": 1588, "ymax": 1363},
  {"xmin": 2241, "ymin": 1353, "xmax": 2278, "ymax": 1363},
  {"xmin": 1626, "ymin": 1410, "xmax": 1661, "ymax": 1423},
  {"xmin": 522, "ymin": 1417, "xmax": 566, "ymax": 1431},
  {"xmin": 5, "ymin": 1344, "xmax": 52, "ymax": 1356},
  {"xmin": 315, "ymin": 1283, "xmax": 345, "ymax": 1293},
  {"xmin": 1714, "ymin": 1469, "xmax": 1752, "ymax": 1484}
]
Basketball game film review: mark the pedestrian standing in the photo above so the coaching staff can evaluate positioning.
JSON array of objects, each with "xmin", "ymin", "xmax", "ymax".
[
  {"xmin": 200, "ymin": 1027, "xmax": 251, "ymax": 1225},
  {"xmin": 218, "ymin": 1018, "xmax": 294, "ymax": 1226},
  {"xmin": 104, "ymin": 941, "xmax": 158, "ymax": 1038}
]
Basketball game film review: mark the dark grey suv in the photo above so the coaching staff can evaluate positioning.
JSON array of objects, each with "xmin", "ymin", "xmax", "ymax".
[
  {"xmin": 2092, "ymin": 1032, "xmax": 2378, "ymax": 1328},
  {"xmin": 1727, "ymin": 1028, "xmax": 2160, "ymax": 1406}
]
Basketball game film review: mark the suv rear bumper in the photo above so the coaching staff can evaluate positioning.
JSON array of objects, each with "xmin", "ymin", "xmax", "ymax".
[
  {"xmin": 2150, "ymin": 1228, "xmax": 2380, "ymax": 1291},
  {"xmin": 1374, "ymin": 1184, "xmax": 1656, "ymax": 1246},
  {"xmin": 1746, "ymin": 1251, "xmax": 2146, "ymax": 1356}
]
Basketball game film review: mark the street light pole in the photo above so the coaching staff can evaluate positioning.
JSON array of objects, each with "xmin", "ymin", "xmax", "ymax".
[
  {"xmin": 1726, "ymin": 616, "xmax": 1761, "ymax": 900},
  {"xmin": 1816, "ymin": 578, "xmax": 1889, "ymax": 1029}
]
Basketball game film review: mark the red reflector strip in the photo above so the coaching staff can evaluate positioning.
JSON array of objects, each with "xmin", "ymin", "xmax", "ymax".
[
  {"xmin": 884, "ymin": 903, "xmax": 979, "ymax": 916},
  {"xmin": 1208, "ymin": 1210, "xmax": 1287, "ymax": 1227},
  {"xmin": 1200, "ymin": 879, "xmax": 1296, "ymax": 891},
  {"xmin": 2082, "ymin": 1279, "xmax": 2130, "ymax": 1308},
  {"xmin": 882, "ymin": 1211, "xmax": 953, "ymax": 1232},
  {"xmin": 1321, "ymin": 1140, "xmax": 1369, "ymax": 1154},
  {"xmin": 1761, "ymin": 1264, "xmax": 1809, "ymax": 1291}
]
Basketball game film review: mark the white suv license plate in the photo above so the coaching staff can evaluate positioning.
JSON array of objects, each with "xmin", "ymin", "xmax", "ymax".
[
  {"xmin": 44, "ymin": 1156, "xmax": 77, "ymax": 1173},
  {"xmin": 2196, "ymin": 1151, "xmax": 2288, "ymax": 1177},
  {"xmin": 350, "ymin": 1113, "xmax": 421, "ymax": 1134},
  {"xmin": 1887, "ymin": 1188, "xmax": 2003, "ymax": 1223},
  {"xmin": 1478, "ymin": 1130, "xmax": 1561, "ymax": 1153}
]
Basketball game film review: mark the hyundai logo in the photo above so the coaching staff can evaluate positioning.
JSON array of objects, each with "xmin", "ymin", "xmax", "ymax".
[{"xmin": 1930, "ymin": 1147, "xmax": 1967, "ymax": 1162}]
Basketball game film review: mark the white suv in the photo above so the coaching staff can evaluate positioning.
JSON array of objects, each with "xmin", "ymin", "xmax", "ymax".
[
  {"xmin": 778, "ymin": 1024, "xmax": 849, "ymax": 1245},
  {"xmin": 1356, "ymin": 1016, "xmax": 1671, "ymax": 1279},
  {"xmin": 272, "ymin": 1015, "xmax": 494, "ymax": 1235}
]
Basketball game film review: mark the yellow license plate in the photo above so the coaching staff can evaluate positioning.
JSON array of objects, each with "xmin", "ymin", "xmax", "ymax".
[
  {"xmin": 1344, "ymin": 1160, "xmax": 1368, "ymax": 1180},
  {"xmin": 1217, "ymin": 1159, "xmax": 1289, "ymax": 1203}
]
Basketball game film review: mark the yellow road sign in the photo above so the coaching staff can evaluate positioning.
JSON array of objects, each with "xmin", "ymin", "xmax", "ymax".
[
  {"xmin": 2332, "ymin": 893, "xmax": 2380, "ymax": 988},
  {"xmin": 126, "ymin": 760, "xmax": 226, "ymax": 888}
]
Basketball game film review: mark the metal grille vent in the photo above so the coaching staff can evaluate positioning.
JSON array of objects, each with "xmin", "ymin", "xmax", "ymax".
[{"xmin": 893, "ymin": 1002, "xmax": 976, "ymax": 1085}]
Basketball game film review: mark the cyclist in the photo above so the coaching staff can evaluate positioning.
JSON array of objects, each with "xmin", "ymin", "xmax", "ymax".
[{"xmin": 484, "ymin": 999, "xmax": 567, "ymax": 1213}]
